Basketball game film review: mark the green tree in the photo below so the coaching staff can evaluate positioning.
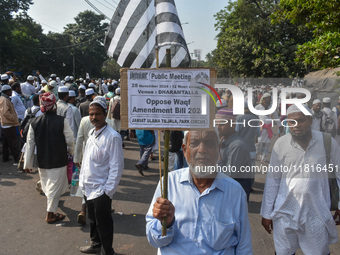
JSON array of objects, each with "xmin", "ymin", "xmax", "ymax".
[
  {"xmin": 214, "ymin": 0, "xmax": 311, "ymax": 78},
  {"xmin": 102, "ymin": 58, "xmax": 121, "ymax": 80},
  {"xmin": 0, "ymin": 0, "xmax": 33, "ymax": 72},
  {"xmin": 274, "ymin": 0, "xmax": 340, "ymax": 70},
  {"xmin": 64, "ymin": 11, "xmax": 108, "ymax": 78},
  {"xmin": 41, "ymin": 32, "xmax": 74, "ymax": 77},
  {"xmin": 10, "ymin": 14, "xmax": 48, "ymax": 75},
  {"xmin": 206, "ymin": 50, "xmax": 229, "ymax": 78}
]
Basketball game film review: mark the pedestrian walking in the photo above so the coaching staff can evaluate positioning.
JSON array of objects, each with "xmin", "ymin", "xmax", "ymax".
[{"xmin": 24, "ymin": 92, "xmax": 74, "ymax": 223}]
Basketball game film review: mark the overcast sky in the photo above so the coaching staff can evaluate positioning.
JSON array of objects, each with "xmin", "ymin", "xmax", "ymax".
[{"xmin": 27, "ymin": 0, "xmax": 227, "ymax": 60}]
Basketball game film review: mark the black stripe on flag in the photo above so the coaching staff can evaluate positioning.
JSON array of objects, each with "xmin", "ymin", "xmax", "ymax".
[
  {"xmin": 104, "ymin": 0, "xmax": 130, "ymax": 51},
  {"xmin": 105, "ymin": 0, "xmax": 191, "ymax": 68},
  {"xmin": 156, "ymin": 12, "xmax": 181, "ymax": 27},
  {"xmin": 122, "ymin": 18, "xmax": 156, "ymax": 67},
  {"xmin": 112, "ymin": 0, "xmax": 151, "ymax": 61}
]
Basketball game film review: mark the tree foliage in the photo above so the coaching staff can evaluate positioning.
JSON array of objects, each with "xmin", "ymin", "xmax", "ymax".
[
  {"xmin": 1, "ymin": 5, "xmax": 109, "ymax": 79},
  {"xmin": 0, "ymin": 0, "xmax": 34, "ymax": 72},
  {"xmin": 64, "ymin": 11, "xmax": 109, "ymax": 78},
  {"xmin": 213, "ymin": 0, "xmax": 312, "ymax": 78},
  {"xmin": 296, "ymin": 32, "xmax": 340, "ymax": 70},
  {"xmin": 274, "ymin": 0, "xmax": 340, "ymax": 70},
  {"xmin": 0, "ymin": 0, "xmax": 32, "ymax": 21},
  {"xmin": 102, "ymin": 58, "xmax": 121, "ymax": 80},
  {"xmin": 275, "ymin": 0, "xmax": 340, "ymax": 34}
]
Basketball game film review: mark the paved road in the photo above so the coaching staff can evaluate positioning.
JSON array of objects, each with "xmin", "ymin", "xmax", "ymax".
[{"xmin": 0, "ymin": 134, "xmax": 340, "ymax": 255}]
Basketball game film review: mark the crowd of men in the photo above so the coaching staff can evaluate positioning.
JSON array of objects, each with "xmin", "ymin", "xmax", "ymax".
[{"xmin": 1, "ymin": 72, "xmax": 340, "ymax": 254}]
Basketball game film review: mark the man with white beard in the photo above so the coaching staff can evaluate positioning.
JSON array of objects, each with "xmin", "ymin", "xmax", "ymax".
[{"xmin": 146, "ymin": 130, "xmax": 253, "ymax": 254}]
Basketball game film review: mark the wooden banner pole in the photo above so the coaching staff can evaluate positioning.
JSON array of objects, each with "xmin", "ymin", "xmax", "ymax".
[{"xmin": 162, "ymin": 49, "xmax": 171, "ymax": 236}]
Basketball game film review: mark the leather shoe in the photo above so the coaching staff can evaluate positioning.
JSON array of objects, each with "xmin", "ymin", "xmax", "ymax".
[
  {"xmin": 79, "ymin": 245, "xmax": 101, "ymax": 254},
  {"xmin": 77, "ymin": 211, "xmax": 86, "ymax": 226}
]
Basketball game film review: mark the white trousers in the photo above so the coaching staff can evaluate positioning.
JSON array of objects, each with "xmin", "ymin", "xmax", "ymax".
[{"xmin": 273, "ymin": 217, "xmax": 331, "ymax": 255}]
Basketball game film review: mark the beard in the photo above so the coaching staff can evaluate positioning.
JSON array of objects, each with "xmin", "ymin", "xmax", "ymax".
[{"xmin": 290, "ymin": 129, "xmax": 312, "ymax": 142}]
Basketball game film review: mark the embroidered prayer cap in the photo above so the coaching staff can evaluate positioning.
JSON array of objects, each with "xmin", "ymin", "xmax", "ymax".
[
  {"xmin": 79, "ymin": 85, "xmax": 86, "ymax": 90},
  {"xmin": 1, "ymin": 74, "xmax": 9, "ymax": 80},
  {"xmin": 69, "ymin": 90, "xmax": 76, "ymax": 97},
  {"xmin": 287, "ymin": 104, "xmax": 312, "ymax": 116},
  {"xmin": 58, "ymin": 86, "xmax": 69, "ymax": 93},
  {"xmin": 115, "ymin": 88, "xmax": 121, "ymax": 95},
  {"xmin": 39, "ymin": 92, "xmax": 56, "ymax": 113},
  {"xmin": 313, "ymin": 99, "xmax": 321, "ymax": 105},
  {"xmin": 88, "ymin": 83, "xmax": 95, "ymax": 88},
  {"xmin": 50, "ymin": 74, "xmax": 57, "ymax": 78},
  {"xmin": 85, "ymin": 88, "xmax": 94, "ymax": 96},
  {"xmin": 262, "ymin": 93, "xmax": 271, "ymax": 98},
  {"xmin": 65, "ymin": 76, "xmax": 71, "ymax": 82},
  {"xmin": 216, "ymin": 99, "xmax": 227, "ymax": 108},
  {"xmin": 49, "ymin": 81, "xmax": 57, "ymax": 88},
  {"xmin": 41, "ymin": 80, "xmax": 47, "ymax": 84},
  {"xmin": 215, "ymin": 107, "xmax": 237, "ymax": 121},
  {"xmin": 322, "ymin": 97, "xmax": 331, "ymax": 103},
  {"xmin": 90, "ymin": 96, "xmax": 107, "ymax": 112},
  {"xmin": 2, "ymin": 85, "xmax": 11, "ymax": 91},
  {"xmin": 27, "ymin": 75, "xmax": 35, "ymax": 81}
]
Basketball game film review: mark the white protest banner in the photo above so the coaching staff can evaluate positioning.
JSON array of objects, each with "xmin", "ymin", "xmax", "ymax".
[{"xmin": 120, "ymin": 68, "xmax": 216, "ymax": 130}]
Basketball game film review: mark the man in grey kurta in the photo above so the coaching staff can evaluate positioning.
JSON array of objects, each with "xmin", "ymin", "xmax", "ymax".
[{"xmin": 261, "ymin": 104, "xmax": 340, "ymax": 255}]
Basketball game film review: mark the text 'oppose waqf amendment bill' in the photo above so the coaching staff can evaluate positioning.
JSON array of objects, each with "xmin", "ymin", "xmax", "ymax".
[{"xmin": 127, "ymin": 69, "xmax": 212, "ymax": 129}]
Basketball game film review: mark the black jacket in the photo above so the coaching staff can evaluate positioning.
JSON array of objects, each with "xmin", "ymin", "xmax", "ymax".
[{"xmin": 31, "ymin": 112, "xmax": 68, "ymax": 168}]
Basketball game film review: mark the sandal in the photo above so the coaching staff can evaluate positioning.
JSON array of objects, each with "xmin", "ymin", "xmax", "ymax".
[{"xmin": 46, "ymin": 213, "xmax": 65, "ymax": 224}]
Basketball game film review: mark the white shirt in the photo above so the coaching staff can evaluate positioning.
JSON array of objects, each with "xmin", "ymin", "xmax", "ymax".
[
  {"xmin": 65, "ymin": 105, "xmax": 75, "ymax": 134},
  {"xmin": 74, "ymin": 116, "xmax": 117, "ymax": 164},
  {"xmin": 24, "ymin": 105, "xmax": 43, "ymax": 119},
  {"xmin": 311, "ymin": 110, "xmax": 322, "ymax": 131},
  {"xmin": 260, "ymin": 130, "xmax": 340, "ymax": 244},
  {"xmin": 11, "ymin": 91, "xmax": 26, "ymax": 120},
  {"xmin": 102, "ymin": 83, "xmax": 109, "ymax": 94},
  {"xmin": 20, "ymin": 82, "xmax": 36, "ymax": 97},
  {"xmin": 68, "ymin": 103, "xmax": 81, "ymax": 141},
  {"xmin": 323, "ymin": 107, "xmax": 338, "ymax": 129},
  {"xmin": 79, "ymin": 124, "xmax": 124, "ymax": 200}
]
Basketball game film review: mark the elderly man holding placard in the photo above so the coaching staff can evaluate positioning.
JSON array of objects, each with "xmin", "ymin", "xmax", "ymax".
[{"xmin": 146, "ymin": 130, "xmax": 253, "ymax": 254}]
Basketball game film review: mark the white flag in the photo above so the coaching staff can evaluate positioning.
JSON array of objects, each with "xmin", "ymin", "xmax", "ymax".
[{"xmin": 104, "ymin": 0, "xmax": 191, "ymax": 68}]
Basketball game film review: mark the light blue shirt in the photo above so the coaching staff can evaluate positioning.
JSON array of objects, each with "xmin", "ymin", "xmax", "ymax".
[{"xmin": 146, "ymin": 168, "xmax": 253, "ymax": 255}]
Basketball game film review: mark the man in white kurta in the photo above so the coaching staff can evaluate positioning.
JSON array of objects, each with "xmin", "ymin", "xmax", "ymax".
[
  {"xmin": 67, "ymin": 90, "xmax": 81, "ymax": 141},
  {"xmin": 79, "ymin": 96, "xmax": 124, "ymax": 254},
  {"xmin": 21, "ymin": 75, "xmax": 37, "ymax": 108},
  {"xmin": 24, "ymin": 92, "xmax": 74, "ymax": 224},
  {"xmin": 73, "ymin": 114, "xmax": 116, "ymax": 225},
  {"xmin": 261, "ymin": 104, "xmax": 340, "ymax": 255}
]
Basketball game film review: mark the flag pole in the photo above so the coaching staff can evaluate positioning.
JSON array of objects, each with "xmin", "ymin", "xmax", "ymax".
[{"xmin": 162, "ymin": 49, "xmax": 171, "ymax": 236}]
